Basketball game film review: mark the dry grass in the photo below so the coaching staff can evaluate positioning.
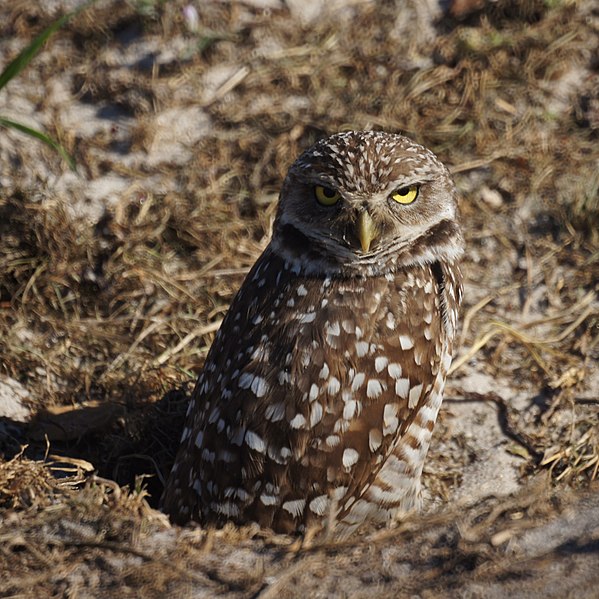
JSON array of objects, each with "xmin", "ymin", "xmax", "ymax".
[{"xmin": 0, "ymin": 0, "xmax": 598, "ymax": 595}]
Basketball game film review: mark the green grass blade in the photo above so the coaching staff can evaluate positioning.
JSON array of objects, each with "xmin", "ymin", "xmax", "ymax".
[
  {"xmin": 0, "ymin": 117, "xmax": 76, "ymax": 170},
  {"xmin": 0, "ymin": 0, "xmax": 94, "ymax": 91}
]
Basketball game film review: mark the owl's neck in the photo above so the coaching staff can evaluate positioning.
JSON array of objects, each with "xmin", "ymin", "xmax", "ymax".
[{"xmin": 270, "ymin": 219, "xmax": 464, "ymax": 278}]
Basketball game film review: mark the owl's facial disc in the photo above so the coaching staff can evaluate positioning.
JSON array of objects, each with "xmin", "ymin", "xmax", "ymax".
[{"xmin": 271, "ymin": 131, "xmax": 463, "ymax": 273}]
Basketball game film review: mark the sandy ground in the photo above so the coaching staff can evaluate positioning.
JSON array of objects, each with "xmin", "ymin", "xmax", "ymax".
[{"xmin": 0, "ymin": 0, "xmax": 598, "ymax": 596}]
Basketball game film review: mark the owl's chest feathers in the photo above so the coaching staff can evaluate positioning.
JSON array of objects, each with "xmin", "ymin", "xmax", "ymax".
[
  {"xmin": 205, "ymin": 250, "xmax": 460, "ymax": 416},
  {"xmin": 231, "ymin": 248, "xmax": 459, "ymax": 350}
]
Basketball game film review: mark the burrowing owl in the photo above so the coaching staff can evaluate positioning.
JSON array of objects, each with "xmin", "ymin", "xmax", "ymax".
[{"xmin": 162, "ymin": 131, "xmax": 464, "ymax": 534}]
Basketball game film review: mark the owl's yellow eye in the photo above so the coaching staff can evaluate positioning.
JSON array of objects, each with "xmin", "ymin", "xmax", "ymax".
[
  {"xmin": 314, "ymin": 185, "xmax": 341, "ymax": 206},
  {"xmin": 391, "ymin": 185, "xmax": 419, "ymax": 205}
]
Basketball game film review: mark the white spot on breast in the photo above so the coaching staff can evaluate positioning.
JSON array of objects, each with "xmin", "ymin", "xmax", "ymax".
[
  {"xmin": 290, "ymin": 414, "xmax": 307, "ymax": 429},
  {"xmin": 319, "ymin": 362, "xmax": 330, "ymax": 379},
  {"xmin": 383, "ymin": 403, "xmax": 398, "ymax": 426},
  {"xmin": 265, "ymin": 402, "xmax": 286, "ymax": 422},
  {"xmin": 374, "ymin": 356, "xmax": 388, "ymax": 373},
  {"xmin": 194, "ymin": 431, "xmax": 204, "ymax": 448},
  {"xmin": 180, "ymin": 427, "xmax": 191, "ymax": 442},
  {"xmin": 282, "ymin": 499, "xmax": 306, "ymax": 517},
  {"xmin": 387, "ymin": 363, "xmax": 402, "ymax": 379},
  {"xmin": 383, "ymin": 403, "xmax": 400, "ymax": 436},
  {"xmin": 367, "ymin": 379, "xmax": 384, "ymax": 399},
  {"xmin": 297, "ymin": 312, "xmax": 315, "ymax": 324},
  {"xmin": 326, "ymin": 435, "xmax": 341, "ymax": 449},
  {"xmin": 343, "ymin": 400, "xmax": 357, "ymax": 420},
  {"xmin": 251, "ymin": 344, "xmax": 269, "ymax": 362},
  {"xmin": 351, "ymin": 372, "xmax": 366, "ymax": 391},
  {"xmin": 408, "ymin": 383, "xmax": 424, "ymax": 408},
  {"xmin": 192, "ymin": 479, "xmax": 202, "ymax": 495},
  {"xmin": 309, "ymin": 383, "xmax": 319, "ymax": 401},
  {"xmin": 277, "ymin": 370, "xmax": 290, "ymax": 385},
  {"xmin": 309, "ymin": 494, "xmax": 329, "ymax": 516},
  {"xmin": 399, "ymin": 335, "xmax": 414, "ymax": 350},
  {"xmin": 236, "ymin": 488, "xmax": 250, "ymax": 502},
  {"xmin": 355, "ymin": 326, "xmax": 363, "ymax": 339},
  {"xmin": 212, "ymin": 501, "xmax": 240, "ymax": 518},
  {"xmin": 334, "ymin": 418, "xmax": 350, "ymax": 433},
  {"xmin": 252, "ymin": 314, "xmax": 263, "ymax": 325},
  {"xmin": 245, "ymin": 430, "xmax": 266, "ymax": 453},
  {"xmin": 223, "ymin": 486, "xmax": 241, "ymax": 500},
  {"xmin": 355, "ymin": 341, "xmax": 369, "ymax": 357},
  {"xmin": 386, "ymin": 312, "xmax": 396, "ymax": 329},
  {"xmin": 331, "ymin": 486, "xmax": 349, "ymax": 502},
  {"xmin": 238, "ymin": 372, "xmax": 253, "ymax": 389},
  {"xmin": 267, "ymin": 445, "xmax": 286, "ymax": 464},
  {"xmin": 413, "ymin": 349, "xmax": 423, "ymax": 366},
  {"xmin": 208, "ymin": 406, "xmax": 220, "ymax": 424},
  {"xmin": 300, "ymin": 351, "xmax": 311, "ymax": 368},
  {"xmin": 260, "ymin": 494, "xmax": 278, "ymax": 506},
  {"xmin": 251, "ymin": 376, "xmax": 269, "ymax": 398},
  {"xmin": 325, "ymin": 321, "xmax": 340, "ymax": 337},
  {"xmin": 297, "ymin": 284, "xmax": 308, "ymax": 296},
  {"xmin": 201, "ymin": 448, "xmax": 215, "ymax": 463},
  {"xmin": 327, "ymin": 377, "xmax": 340, "ymax": 394},
  {"xmin": 341, "ymin": 320, "xmax": 353, "ymax": 333},
  {"xmin": 369, "ymin": 428, "xmax": 383, "ymax": 452},
  {"xmin": 310, "ymin": 402, "xmax": 324, "ymax": 427},
  {"xmin": 343, "ymin": 448, "xmax": 360, "ymax": 469},
  {"xmin": 395, "ymin": 378, "xmax": 410, "ymax": 398}
]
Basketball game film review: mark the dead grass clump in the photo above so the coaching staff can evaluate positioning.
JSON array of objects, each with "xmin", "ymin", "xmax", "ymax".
[
  {"xmin": 0, "ymin": 461, "xmax": 169, "ymax": 598},
  {"xmin": 541, "ymin": 421, "xmax": 599, "ymax": 483},
  {"xmin": 0, "ymin": 450, "xmax": 58, "ymax": 511}
]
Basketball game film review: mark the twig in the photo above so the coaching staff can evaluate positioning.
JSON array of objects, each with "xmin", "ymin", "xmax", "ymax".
[{"xmin": 153, "ymin": 320, "xmax": 222, "ymax": 366}]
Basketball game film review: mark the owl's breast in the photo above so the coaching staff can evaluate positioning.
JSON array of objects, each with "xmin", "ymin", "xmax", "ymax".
[{"xmin": 171, "ymin": 248, "xmax": 460, "ymax": 530}]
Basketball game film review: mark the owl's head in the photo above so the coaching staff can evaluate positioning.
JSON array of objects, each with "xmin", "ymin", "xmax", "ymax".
[{"xmin": 271, "ymin": 131, "xmax": 464, "ymax": 275}]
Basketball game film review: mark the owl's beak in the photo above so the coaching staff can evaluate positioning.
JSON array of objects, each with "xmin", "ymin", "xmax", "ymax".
[{"xmin": 357, "ymin": 210, "xmax": 378, "ymax": 253}]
